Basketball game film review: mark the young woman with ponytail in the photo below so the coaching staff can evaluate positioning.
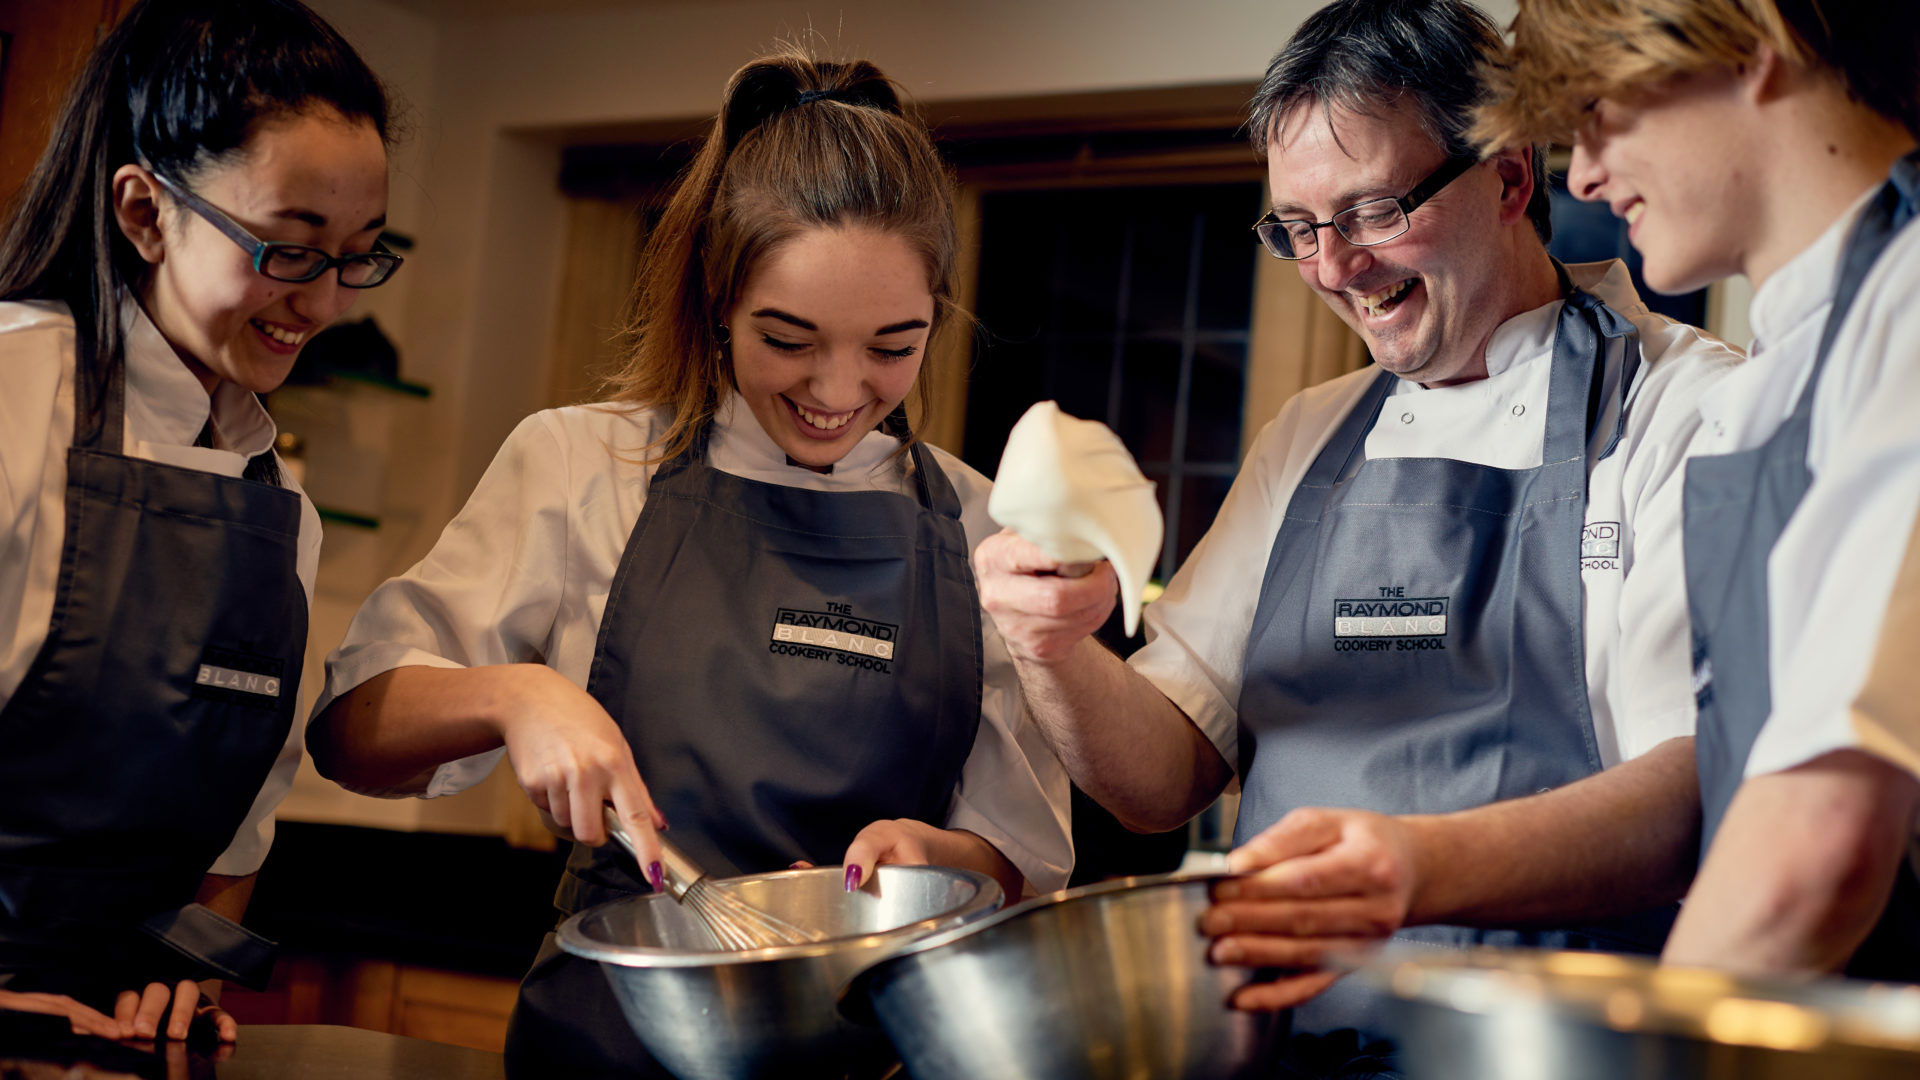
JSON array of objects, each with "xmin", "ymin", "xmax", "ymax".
[
  {"xmin": 0, "ymin": 0, "xmax": 395, "ymax": 1044},
  {"xmin": 306, "ymin": 52, "xmax": 1072, "ymax": 1073}
]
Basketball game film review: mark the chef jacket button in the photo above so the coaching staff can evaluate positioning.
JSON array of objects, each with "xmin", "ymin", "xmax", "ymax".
[
  {"xmin": 1511, "ymin": 404, "xmax": 1526, "ymax": 417},
  {"xmin": 1714, "ymin": 421, "xmax": 1726, "ymax": 437},
  {"xmin": 1399, "ymin": 412, "xmax": 1415, "ymax": 425}
]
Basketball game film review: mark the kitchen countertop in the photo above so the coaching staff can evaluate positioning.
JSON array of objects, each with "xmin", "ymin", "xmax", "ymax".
[{"xmin": 0, "ymin": 1022, "xmax": 504, "ymax": 1079}]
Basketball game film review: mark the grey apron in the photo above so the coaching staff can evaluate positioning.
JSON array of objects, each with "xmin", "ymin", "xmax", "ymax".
[
  {"xmin": 1236, "ymin": 277, "xmax": 1675, "ymax": 1051},
  {"xmin": 504, "ymin": 415, "xmax": 984, "ymax": 1078},
  {"xmin": 0, "ymin": 332, "xmax": 302, "ymax": 1003},
  {"xmin": 1685, "ymin": 152, "xmax": 1920, "ymax": 982}
]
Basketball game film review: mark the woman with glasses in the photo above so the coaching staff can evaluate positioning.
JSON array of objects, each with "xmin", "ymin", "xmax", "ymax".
[
  {"xmin": 0, "ymin": 0, "xmax": 394, "ymax": 1044},
  {"xmin": 1480, "ymin": 0, "xmax": 1920, "ymax": 980},
  {"xmin": 305, "ymin": 50, "xmax": 1071, "ymax": 1075}
]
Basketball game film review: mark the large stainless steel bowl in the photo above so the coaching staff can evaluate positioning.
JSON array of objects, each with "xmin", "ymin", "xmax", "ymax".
[
  {"xmin": 1354, "ymin": 948, "xmax": 1920, "ymax": 1079},
  {"xmin": 838, "ymin": 872, "xmax": 1283, "ymax": 1080},
  {"xmin": 556, "ymin": 864, "xmax": 1000, "ymax": 1080}
]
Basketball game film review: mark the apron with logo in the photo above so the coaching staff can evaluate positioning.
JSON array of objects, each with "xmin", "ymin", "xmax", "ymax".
[
  {"xmin": 1236, "ymin": 278, "xmax": 1676, "ymax": 1050},
  {"xmin": 1685, "ymin": 153, "xmax": 1920, "ymax": 982},
  {"xmin": 504, "ymin": 416, "xmax": 984, "ymax": 1077},
  {"xmin": 0, "ymin": 331, "xmax": 303, "ymax": 1002}
]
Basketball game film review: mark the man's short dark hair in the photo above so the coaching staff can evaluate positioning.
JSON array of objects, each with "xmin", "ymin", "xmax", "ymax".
[{"xmin": 1250, "ymin": 0, "xmax": 1553, "ymax": 244}]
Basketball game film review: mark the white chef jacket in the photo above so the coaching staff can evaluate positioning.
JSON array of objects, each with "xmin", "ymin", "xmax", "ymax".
[
  {"xmin": 316, "ymin": 395, "xmax": 1075, "ymax": 894},
  {"xmin": 1692, "ymin": 187, "xmax": 1920, "ymax": 791},
  {"xmin": 1132, "ymin": 260, "xmax": 1743, "ymax": 771},
  {"xmin": 0, "ymin": 299, "xmax": 319, "ymax": 876}
]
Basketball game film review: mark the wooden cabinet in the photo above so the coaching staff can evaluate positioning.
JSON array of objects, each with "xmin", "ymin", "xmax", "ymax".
[
  {"xmin": 0, "ymin": 0, "xmax": 136, "ymax": 206},
  {"xmin": 222, "ymin": 954, "xmax": 521, "ymax": 1054}
]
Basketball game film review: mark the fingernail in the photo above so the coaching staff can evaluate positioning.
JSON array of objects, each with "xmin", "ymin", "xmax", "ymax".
[
  {"xmin": 1211, "ymin": 938, "xmax": 1244, "ymax": 965},
  {"xmin": 1199, "ymin": 910, "xmax": 1231, "ymax": 935},
  {"xmin": 790, "ymin": 861, "xmax": 808, "ymax": 870},
  {"xmin": 647, "ymin": 861, "xmax": 665, "ymax": 893},
  {"xmin": 844, "ymin": 865, "xmax": 863, "ymax": 892},
  {"xmin": 1214, "ymin": 880, "xmax": 1242, "ymax": 901}
]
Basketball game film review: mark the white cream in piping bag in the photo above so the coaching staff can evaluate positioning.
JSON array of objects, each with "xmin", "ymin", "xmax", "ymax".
[{"xmin": 987, "ymin": 401, "xmax": 1164, "ymax": 636}]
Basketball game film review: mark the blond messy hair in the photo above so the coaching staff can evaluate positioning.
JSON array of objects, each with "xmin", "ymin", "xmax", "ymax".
[{"xmin": 1473, "ymin": 0, "xmax": 1917, "ymax": 151}]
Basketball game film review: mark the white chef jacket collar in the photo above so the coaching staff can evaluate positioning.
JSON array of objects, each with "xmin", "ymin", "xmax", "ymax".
[
  {"xmin": 119, "ymin": 294, "xmax": 278, "ymax": 458},
  {"xmin": 1746, "ymin": 185, "xmax": 1878, "ymax": 356},
  {"xmin": 1395, "ymin": 259, "xmax": 1637, "ymax": 392},
  {"xmin": 712, "ymin": 391, "xmax": 902, "ymax": 482}
]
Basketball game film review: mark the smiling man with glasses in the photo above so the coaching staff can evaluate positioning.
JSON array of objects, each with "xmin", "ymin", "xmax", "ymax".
[{"xmin": 972, "ymin": 0, "xmax": 1745, "ymax": 1071}]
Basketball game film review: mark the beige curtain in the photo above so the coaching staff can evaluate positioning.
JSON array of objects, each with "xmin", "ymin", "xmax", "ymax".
[
  {"xmin": 1241, "ymin": 253, "xmax": 1368, "ymax": 454},
  {"xmin": 911, "ymin": 185, "xmax": 981, "ymax": 455},
  {"xmin": 547, "ymin": 196, "xmax": 646, "ymax": 409}
]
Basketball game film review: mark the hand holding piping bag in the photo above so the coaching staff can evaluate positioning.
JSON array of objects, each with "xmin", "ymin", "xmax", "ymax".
[{"xmin": 987, "ymin": 402, "xmax": 1164, "ymax": 635}]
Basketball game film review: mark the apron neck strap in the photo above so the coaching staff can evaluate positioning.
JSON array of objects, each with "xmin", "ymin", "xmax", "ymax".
[
  {"xmin": 1800, "ymin": 150, "xmax": 1920, "ymax": 415},
  {"xmin": 884, "ymin": 405, "xmax": 965, "ymax": 520},
  {"xmin": 70, "ymin": 322, "xmax": 126, "ymax": 454},
  {"xmin": 1548, "ymin": 280, "xmax": 1640, "ymax": 466}
]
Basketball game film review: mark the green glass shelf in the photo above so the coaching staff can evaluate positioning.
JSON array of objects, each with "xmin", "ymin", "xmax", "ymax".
[
  {"xmin": 314, "ymin": 366, "xmax": 431, "ymax": 398},
  {"xmin": 315, "ymin": 505, "xmax": 381, "ymax": 530}
]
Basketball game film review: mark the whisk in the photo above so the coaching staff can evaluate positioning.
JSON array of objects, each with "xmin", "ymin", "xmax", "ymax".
[{"xmin": 602, "ymin": 807, "xmax": 828, "ymax": 951}]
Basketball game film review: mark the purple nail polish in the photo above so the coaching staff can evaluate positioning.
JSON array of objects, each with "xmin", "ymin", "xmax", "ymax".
[
  {"xmin": 648, "ymin": 861, "xmax": 666, "ymax": 893},
  {"xmin": 844, "ymin": 865, "xmax": 863, "ymax": 892}
]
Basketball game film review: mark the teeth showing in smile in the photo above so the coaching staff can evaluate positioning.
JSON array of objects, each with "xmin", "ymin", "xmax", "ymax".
[
  {"xmin": 792, "ymin": 401, "xmax": 856, "ymax": 431},
  {"xmin": 1357, "ymin": 279, "xmax": 1414, "ymax": 317},
  {"xmin": 1624, "ymin": 201, "xmax": 1646, "ymax": 226},
  {"xmin": 252, "ymin": 320, "xmax": 307, "ymax": 346}
]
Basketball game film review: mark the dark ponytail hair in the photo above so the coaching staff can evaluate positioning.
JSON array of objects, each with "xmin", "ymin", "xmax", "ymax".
[
  {"xmin": 605, "ymin": 49, "xmax": 963, "ymax": 463},
  {"xmin": 0, "ymin": 0, "xmax": 391, "ymax": 442}
]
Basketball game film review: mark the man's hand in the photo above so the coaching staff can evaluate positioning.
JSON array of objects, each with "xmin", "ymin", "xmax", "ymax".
[
  {"xmin": 1201, "ymin": 807, "xmax": 1423, "ymax": 1012},
  {"xmin": 972, "ymin": 529, "xmax": 1118, "ymax": 664}
]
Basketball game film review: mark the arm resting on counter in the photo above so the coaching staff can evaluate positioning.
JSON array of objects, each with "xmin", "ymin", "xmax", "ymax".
[
  {"xmin": 1664, "ymin": 748, "xmax": 1920, "ymax": 975},
  {"xmin": 193, "ymin": 873, "xmax": 255, "ymax": 1005},
  {"xmin": 1015, "ymin": 635, "xmax": 1232, "ymax": 834}
]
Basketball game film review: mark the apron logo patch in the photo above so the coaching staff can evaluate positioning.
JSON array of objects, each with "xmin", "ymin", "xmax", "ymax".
[
  {"xmin": 191, "ymin": 646, "xmax": 286, "ymax": 707},
  {"xmin": 769, "ymin": 606, "xmax": 897, "ymax": 674},
  {"xmin": 1332, "ymin": 590, "xmax": 1448, "ymax": 652},
  {"xmin": 1581, "ymin": 521, "xmax": 1622, "ymax": 571}
]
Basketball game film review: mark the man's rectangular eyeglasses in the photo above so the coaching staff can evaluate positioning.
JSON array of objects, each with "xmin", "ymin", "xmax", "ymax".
[
  {"xmin": 1252, "ymin": 155, "xmax": 1479, "ymax": 260},
  {"xmin": 150, "ymin": 171, "xmax": 402, "ymax": 288}
]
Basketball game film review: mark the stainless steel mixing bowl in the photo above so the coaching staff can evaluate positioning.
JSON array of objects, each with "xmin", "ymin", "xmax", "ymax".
[
  {"xmin": 556, "ymin": 864, "xmax": 1001, "ymax": 1080},
  {"xmin": 838, "ymin": 871, "xmax": 1283, "ymax": 1080},
  {"xmin": 1354, "ymin": 947, "xmax": 1920, "ymax": 1079}
]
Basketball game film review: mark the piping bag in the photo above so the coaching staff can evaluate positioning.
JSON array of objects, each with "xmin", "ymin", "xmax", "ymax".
[{"xmin": 987, "ymin": 401, "xmax": 1163, "ymax": 636}]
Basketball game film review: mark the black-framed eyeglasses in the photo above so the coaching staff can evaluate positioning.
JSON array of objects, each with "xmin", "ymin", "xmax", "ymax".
[
  {"xmin": 1252, "ymin": 155, "xmax": 1479, "ymax": 260},
  {"xmin": 150, "ymin": 171, "xmax": 402, "ymax": 288}
]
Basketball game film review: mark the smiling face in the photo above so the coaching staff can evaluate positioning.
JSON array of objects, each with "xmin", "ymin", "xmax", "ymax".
[
  {"xmin": 725, "ymin": 225, "xmax": 934, "ymax": 469},
  {"xmin": 1267, "ymin": 99, "xmax": 1529, "ymax": 386},
  {"xmin": 1567, "ymin": 70, "xmax": 1754, "ymax": 295},
  {"xmin": 124, "ymin": 106, "xmax": 389, "ymax": 394}
]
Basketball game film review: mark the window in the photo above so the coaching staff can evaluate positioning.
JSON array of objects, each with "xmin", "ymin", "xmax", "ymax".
[{"xmin": 962, "ymin": 182, "xmax": 1265, "ymax": 581}]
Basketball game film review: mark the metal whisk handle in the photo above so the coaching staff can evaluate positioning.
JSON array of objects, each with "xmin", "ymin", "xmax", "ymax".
[{"xmin": 601, "ymin": 806, "xmax": 702, "ymax": 902}]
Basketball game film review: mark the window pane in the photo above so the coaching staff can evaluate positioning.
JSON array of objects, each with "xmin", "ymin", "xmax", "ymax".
[
  {"xmin": 1116, "ymin": 340, "xmax": 1181, "ymax": 463},
  {"xmin": 1185, "ymin": 341, "xmax": 1247, "ymax": 463}
]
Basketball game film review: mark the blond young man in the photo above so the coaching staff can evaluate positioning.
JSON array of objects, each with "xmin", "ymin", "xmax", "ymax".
[{"xmin": 1477, "ymin": 0, "xmax": 1920, "ymax": 978}]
